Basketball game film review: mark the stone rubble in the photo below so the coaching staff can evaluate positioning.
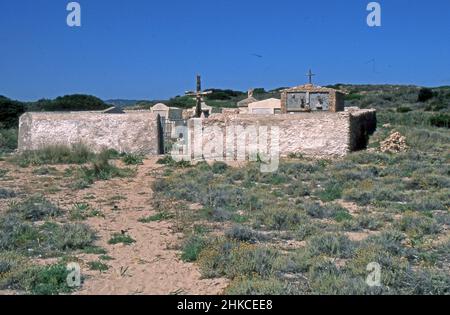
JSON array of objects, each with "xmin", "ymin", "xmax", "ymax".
[{"xmin": 380, "ymin": 132, "xmax": 408, "ymax": 153}]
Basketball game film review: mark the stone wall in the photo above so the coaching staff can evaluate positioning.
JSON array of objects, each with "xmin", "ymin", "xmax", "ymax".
[
  {"xmin": 186, "ymin": 109, "xmax": 377, "ymax": 160},
  {"xmin": 18, "ymin": 111, "xmax": 162, "ymax": 155}
]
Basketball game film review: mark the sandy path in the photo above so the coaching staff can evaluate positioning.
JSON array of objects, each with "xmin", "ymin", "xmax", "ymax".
[{"xmin": 73, "ymin": 159, "xmax": 227, "ymax": 295}]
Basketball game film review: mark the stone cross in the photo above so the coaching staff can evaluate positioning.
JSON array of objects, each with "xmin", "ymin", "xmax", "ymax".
[
  {"xmin": 306, "ymin": 69, "xmax": 316, "ymax": 84},
  {"xmin": 186, "ymin": 75, "xmax": 212, "ymax": 118}
]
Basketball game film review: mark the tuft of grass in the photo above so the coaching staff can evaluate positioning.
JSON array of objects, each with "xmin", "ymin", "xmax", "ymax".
[
  {"xmin": 138, "ymin": 211, "xmax": 174, "ymax": 223},
  {"xmin": 87, "ymin": 261, "xmax": 109, "ymax": 272},
  {"xmin": 0, "ymin": 188, "xmax": 16, "ymax": 199},
  {"xmin": 307, "ymin": 233, "xmax": 355, "ymax": 259},
  {"xmin": 24, "ymin": 264, "xmax": 74, "ymax": 295},
  {"xmin": 122, "ymin": 153, "xmax": 144, "ymax": 165},
  {"xmin": 157, "ymin": 155, "xmax": 192, "ymax": 168},
  {"xmin": 69, "ymin": 203, "xmax": 103, "ymax": 221},
  {"xmin": 82, "ymin": 246, "xmax": 107, "ymax": 255},
  {"xmin": 71, "ymin": 152, "xmax": 135, "ymax": 189},
  {"xmin": 397, "ymin": 212, "xmax": 441, "ymax": 239},
  {"xmin": 108, "ymin": 233, "xmax": 136, "ymax": 245},
  {"xmin": 181, "ymin": 235, "xmax": 207, "ymax": 262},
  {"xmin": 8, "ymin": 195, "xmax": 61, "ymax": 221},
  {"xmin": 225, "ymin": 225, "xmax": 266, "ymax": 243},
  {"xmin": 32, "ymin": 167, "xmax": 59, "ymax": 176},
  {"xmin": 317, "ymin": 181, "xmax": 343, "ymax": 202},
  {"xmin": 0, "ymin": 129, "xmax": 18, "ymax": 154},
  {"xmin": 99, "ymin": 255, "xmax": 114, "ymax": 261},
  {"xmin": 211, "ymin": 161, "xmax": 229, "ymax": 174},
  {"xmin": 12, "ymin": 143, "xmax": 94, "ymax": 167}
]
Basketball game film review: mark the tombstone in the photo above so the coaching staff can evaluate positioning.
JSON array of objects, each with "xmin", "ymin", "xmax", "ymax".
[
  {"xmin": 248, "ymin": 98, "xmax": 281, "ymax": 115},
  {"xmin": 151, "ymin": 103, "xmax": 170, "ymax": 119},
  {"xmin": 237, "ymin": 89, "xmax": 258, "ymax": 108},
  {"xmin": 281, "ymin": 84, "xmax": 345, "ymax": 113}
]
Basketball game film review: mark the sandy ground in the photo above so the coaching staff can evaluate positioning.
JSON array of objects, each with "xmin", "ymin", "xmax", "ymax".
[{"xmin": 0, "ymin": 158, "xmax": 228, "ymax": 295}]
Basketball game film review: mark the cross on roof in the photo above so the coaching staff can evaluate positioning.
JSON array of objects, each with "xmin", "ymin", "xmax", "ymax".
[
  {"xmin": 185, "ymin": 75, "xmax": 212, "ymax": 118},
  {"xmin": 306, "ymin": 69, "xmax": 316, "ymax": 84}
]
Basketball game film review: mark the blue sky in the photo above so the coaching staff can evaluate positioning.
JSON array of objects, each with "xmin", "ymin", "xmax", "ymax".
[{"xmin": 1, "ymin": 0, "xmax": 450, "ymax": 101}]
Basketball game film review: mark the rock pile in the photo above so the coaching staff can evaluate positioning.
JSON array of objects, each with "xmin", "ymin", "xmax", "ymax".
[{"xmin": 380, "ymin": 132, "xmax": 408, "ymax": 153}]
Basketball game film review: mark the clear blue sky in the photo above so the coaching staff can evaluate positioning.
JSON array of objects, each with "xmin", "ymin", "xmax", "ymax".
[{"xmin": 1, "ymin": 0, "xmax": 450, "ymax": 101}]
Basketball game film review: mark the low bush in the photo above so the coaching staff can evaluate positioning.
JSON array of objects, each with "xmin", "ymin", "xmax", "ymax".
[
  {"xmin": 225, "ymin": 277, "xmax": 299, "ymax": 295},
  {"xmin": 108, "ymin": 233, "xmax": 135, "ymax": 245},
  {"xmin": 396, "ymin": 212, "xmax": 441, "ymax": 239},
  {"xmin": 87, "ymin": 261, "xmax": 109, "ymax": 272},
  {"xmin": 138, "ymin": 211, "xmax": 174, "ymax": 223},
  {"xmin": 22, "ymin": 264, "xmax": 74, "ymax": 295},
  {"xmin": 12, "ymin": 144, "xmax": 94, "ymax": 167},
  {"xmin": 307, "ymin": 233, "xmax": 355, "ymax": 259},
  {"xmin": 8, "ymin": 195, "xmax": 61, "ymax": 221},
  {"xmin": 69, "ymin": 203, "xmax": 103, "ymax": 221},
  {"xmin": 0, "ymin": 188, "xmax": 16, "ymax": 199},
  {"xmin": 429, "ymin": 114, "xmax": 450, "ymax": 128},
  {"xmin": 0, "ymin": 129, "xmax": 18, "ymax": 153},
  {"xmin": 211, "ymin": 161, "xmax": 229, "ymax": 174},
  {"xmin": 122, "ymin": 153, "xmax": 144, "ymax": 165},
  {"xmin": 225, "ymin": 225, "xmax": 266, "ymax": 243},
  {"xmin": 317, "ymin": 181, "xmax": 343, "ymax": 202},
  {"xmin": 181, "ymin": 235, "xmax": 207, "ymax": 262}
]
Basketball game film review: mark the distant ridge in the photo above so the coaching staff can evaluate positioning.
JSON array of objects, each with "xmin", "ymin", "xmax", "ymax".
[{"xmin": 105, "ymin": 99, "xmax": 143, "ymax": 108}]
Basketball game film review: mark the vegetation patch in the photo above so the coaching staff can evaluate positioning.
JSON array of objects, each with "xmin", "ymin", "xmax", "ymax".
[{"xmin": 108, "ymin": 233, "xmax": 136, "ymax": 246}]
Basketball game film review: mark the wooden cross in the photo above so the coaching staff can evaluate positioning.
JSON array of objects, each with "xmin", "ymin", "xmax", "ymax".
[
  {"xmin": 185, "ymin": 75, "xmax": 212, "ymax": 118},
  {"xmin": 306, "ymin": 69, "xmax": 316, "ymax": 84}
]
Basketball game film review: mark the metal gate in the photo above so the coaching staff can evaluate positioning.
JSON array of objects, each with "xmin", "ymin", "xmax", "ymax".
[{"xmin": 161, "ymin": 117, "xmax": 187, "ymax": 154}]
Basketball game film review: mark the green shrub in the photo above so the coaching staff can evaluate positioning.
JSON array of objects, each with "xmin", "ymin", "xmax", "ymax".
[
  {"xmin": 181, "ymin": 235, "xmax": 207, "ymax": 262},
  {"xmin": 308, "ymin": 263, "xmax": 370, "ymax": 295},
  {"xmin": 108, "ymin": 233, "xmax": 135, "ymax": 245},
  {"xmin": 87, "ymin": 261, "xmax": 109, "ymax": 272},
  {"xmin": 304, "ymin": 202, "xmax": 346, "ymax": 220},
  {"xmin": 307, "ymin": 233, "xmax": 355, "ymax": 259},
  {"xmin": 21, "ymin": 264, "xmax": 74, "ymax": 295},
  {"xmin": 0, "ymin": 188, "xmax": 16, "ymax": 199},
  {"xmin": 0, "ymin": 252, "xmax": 31, "ymax": 290},
  {"xmin": 139, "ymin": 211, "xmax": 174, "ymax": 223},
  {"xmin": 8, "ymin": 195, "xmax": 62, "ymax": 221},
  {"xmin": 355, "ymin": 214, "xmax": 384, "ymax": 231},
  {"xmin": 35, "ymin": 94, "xmax": 109, "ymax": 112},
  {"xmin": 317, "ymin": 181, "xmax": 343, "ymax": 202},
  {"xmin": 397, "ymin": 212, "xmax": 441, "ymax": 239},
  {"xmin": 0, "ymin": 129, "xmax": 18, "ymax": 153},
  {"xmin": 429, "ymin": 114, "xmax": 450, "ymax": 128},
  {"xmin": 211, "ymin": 161, "xmax": 229, "ymax": 174},
  {"xmin": 260, "ymin": 208, "xmax": 307, "ymax": 231},
  {"xmin": 157, "ymin": 155, "xmax": 191, "ymax": 168},
  {"xmin": 32, "ymin": 167, "xmax": 59, "ymax": 176},
  {"xmin": 122, "ymin": 153, "xmax": 144, "ymax": 165},
  {"xmin": 225, "ymin": 225, "xmax": 266, "ymax": 243},
  {"xmin": 225, "ymin": 277, "xmax": 298, "ymax": 295},
  {"xmin": 13, "ymin": 144, "xmax": 94, "ymax": 167},
  {"xmin": 48, "ymin": 223, "xmax": 96, "ymax": 251},
  {"xmin": 397, "ymin": 106, "xmax": 413, "ymax": 113},
  {"xmin": 198, "ymin": 239, "xmax": 235, "ymax": 278},
  {"xmin": 69, "ymin": 203, "xmax": 103, "ymax": 221},
  {"xmin": 418, "ymin": 88, "xmax": 435, "ymax": 102},
  {"xmin": 73, "ymin": 153, "xmax": 135, "ymax": 189},
  {"xmin": 0, "ymin": 97, "xmax": 24, "ymax": 129},
  {"xmin": 0, "ymin": 214, "xmax": 41, "ymax": 252},
  {"xmin": 225, "ymin": 245, "xmax": 279, "ymax": 279},
  {"xmin": 364, "ymin": 230, "xmax": 411, "ymax": 257}
]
